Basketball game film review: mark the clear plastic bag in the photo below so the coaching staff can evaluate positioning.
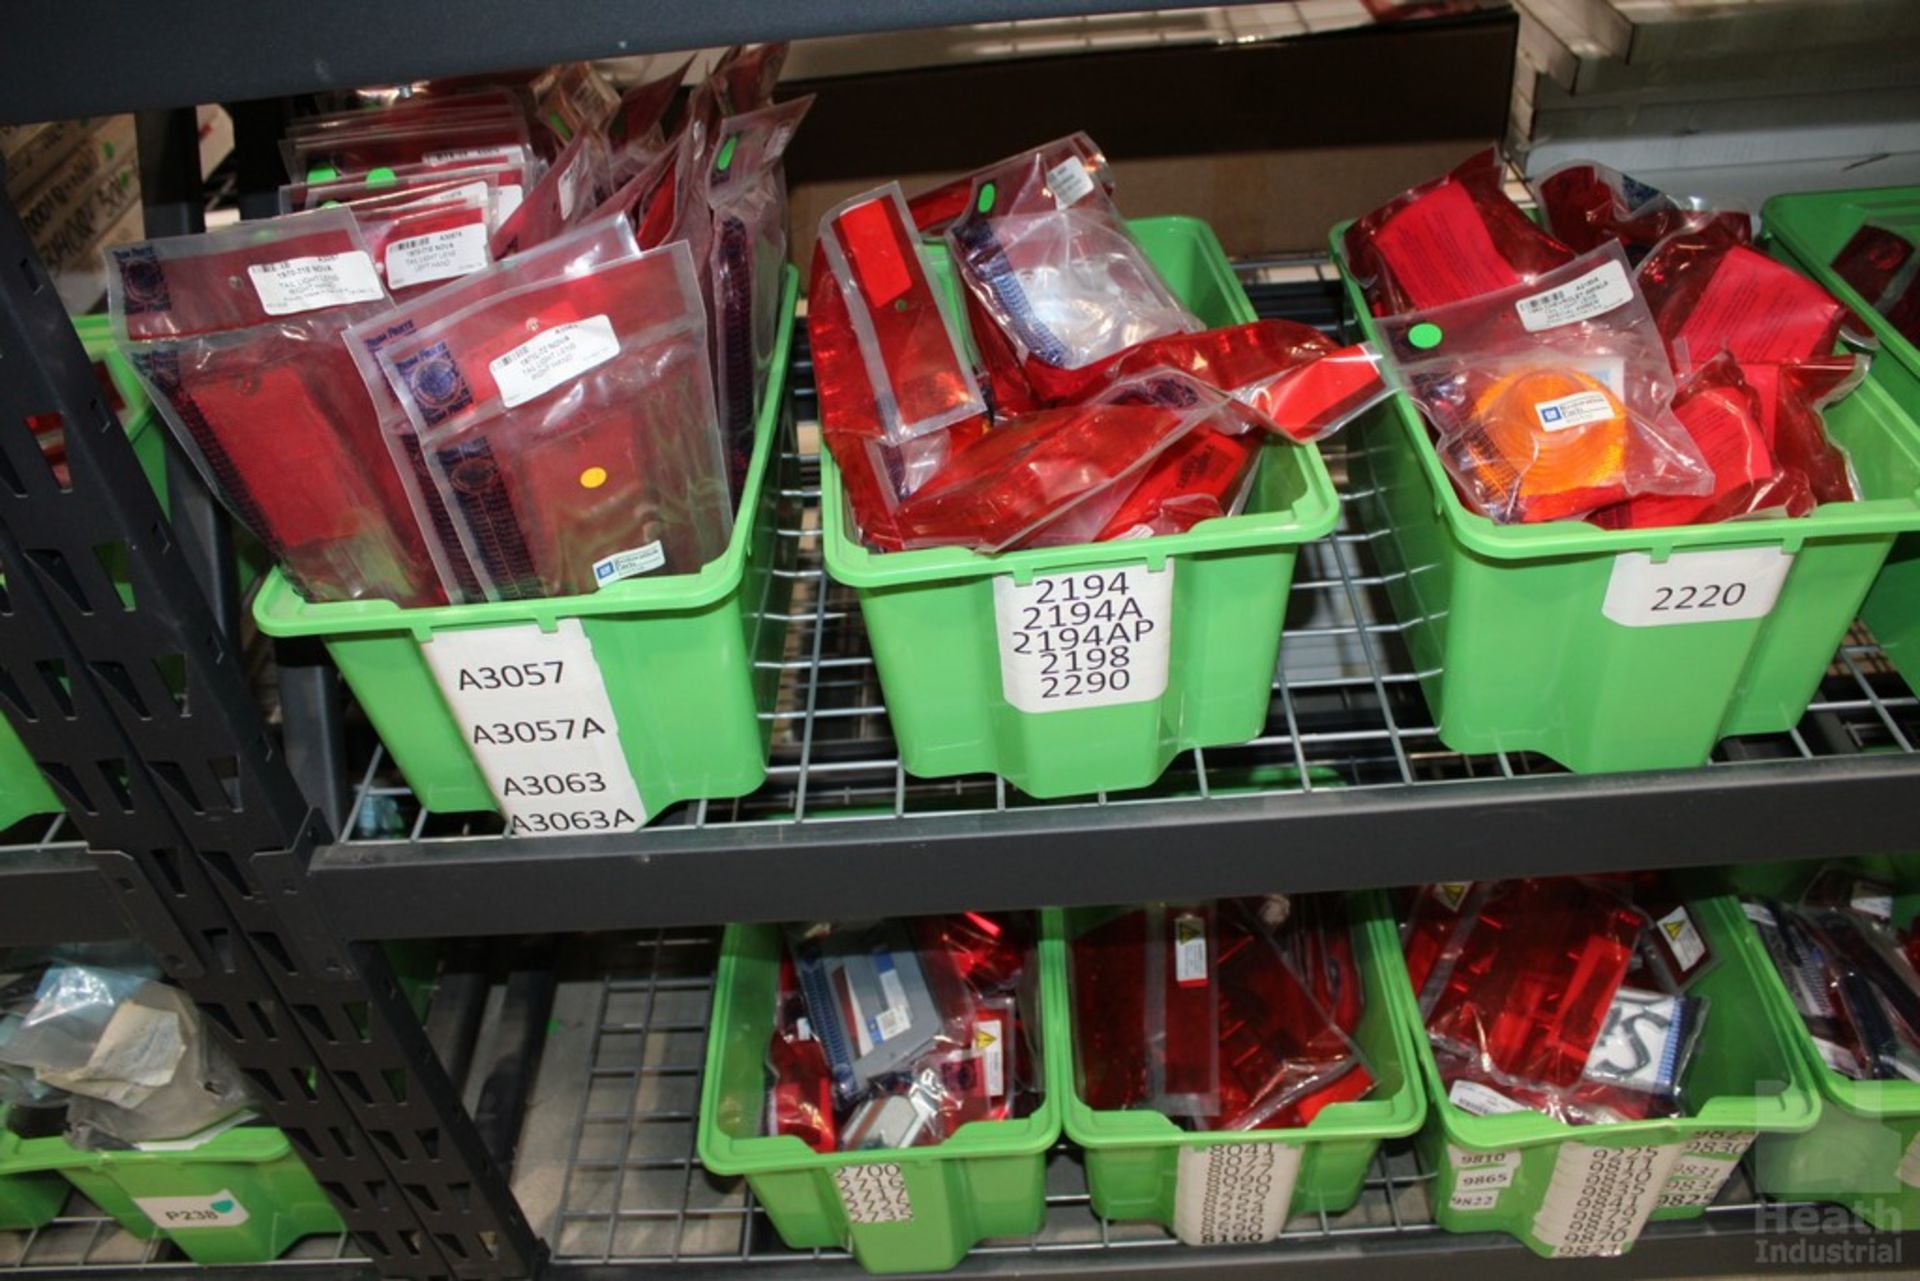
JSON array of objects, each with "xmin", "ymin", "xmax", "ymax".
[
  {"xmin": 282, "ymin": 154, "xmax": 541, "ymax": 225},
  {"xmin": 706, "ymin": 43, "xmax": 789, "ymax": 116},
  {"xmin": 1083, "ymin": 319, "xmax": 1388, "ymax": 443},
  {"xmin": 1343, "ymin": 148, "xmax": 1575, "ymax": 316},
  {"xmin": 607, "ymin": 55, "xmax": 694, "ymax": 183},
  {"xmin": 702, "ymin": 95, "xmax": 812, "ymax": 495},
  {"xmin": 886, "ymin": 371, "xmax": 1268, "ymax": 553},
  {"xmin": 1530, "ymin": 160, "xmax": 1752, "ymax": 259},
  {"xmin": 1375, "ymin": 243, "xmax": 1714, "ymax": 524},
  {"xmin": 945, "ymin": 136, "xmax": 1199, "ymax": 398},
  {"xmin": 0, "ymin": 968, "xmax": 255, "ymax": 1148},
  {"xmin": 775, "ymin": 913, "xmax": 1038, "ymax": 1151},
  {"xmin": 348, "ymin": 178, "xmax": 499, "ymax": 299},
  {"xmin": 345, "ymin": 216, "xmax": 644, "ymax": 604},
  {"xmin": 819, "ymin": 183, "xmax": 986, "ymax": 447},
  {"xmin": 108, "ymin": 208, "xmax": 443, "ymax": 606},
  {"xmin": 375, "ymin": 239, "xmax": 730, "ymax": 602},
  {"xmin": 489, "ymin": 131, "xmax": 613, "ymax": 259},
  {"xmin": 530, "ymin": 61, "xmax": 621, "ymax": 146},
  {"xmin": 284, "ymin": 114, "xmax": 532, "ymax": 181}
]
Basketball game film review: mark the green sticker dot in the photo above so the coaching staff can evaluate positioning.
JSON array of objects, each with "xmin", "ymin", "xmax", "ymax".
[
  {"xmin": 306, "ymin": 166, "xmax": 338, "ymax": 184},
  {"xmin": 365, "ymin": 166, "xmax": 397, "ymax": 189},
  {"xmin": 976, "ymin": 182, "xmax": 996, "ymax": 215},
  {"xmin": 715, "ymin": 135, "xmax": 738, "ymax": 174},
  {"xmin": 1408, "ymin": 322, "xmax": 1444, "ymax": 350}
]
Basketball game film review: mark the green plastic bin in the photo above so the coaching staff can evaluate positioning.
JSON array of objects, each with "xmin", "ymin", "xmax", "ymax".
[
  {"xmin": 254, "ymin": 267, "xmax": 799, "ymax": 821},
  {"xmin": 0, "ymin": 1123, "xmax": 342, "ymax": 1264},
  {"xmin": 1053, "ymin": 894, "xmax": 1424, "ymax": 1245},
  {"xmin": 697, "ymin": 919, "xmax": 1061, "ymax": 1274},
  {"xmin": 0, "ymin": 318, "xmax": 169, "ymax": 833},
  {"xmin": 1736, "ymin": 856, "xmax": 1920, "ymax": 1231},
  {"xmin": 1384, "ymin": 892, "xmax": 1819, "ymax": 1257},
  {"xmin": 1765, "ymin": 187, "xmax": 1920, "ymax": 694},
  {"xmin": 821, "ymin": 218, "xmax": 1340, "ymax": 799},
  {"xmin": 0, "ymin": 1115, "xmax": 67, "ymax": 1231},
  {"xmin": 1332, "ymin": 221, "xmax": 1920, "ymax": 773}
]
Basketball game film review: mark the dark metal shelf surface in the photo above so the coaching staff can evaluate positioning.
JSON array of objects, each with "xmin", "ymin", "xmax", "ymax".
[
  {"xmin": 307, "ymin": 262, "xmax": 1920, "ymax": 940},
  {"xmin": 0, "ymin": 817, "xmax": 122, "ymax": 947},
  {"xmin": 0, "ymin": 0, "xmax": 1252, "ymax": 125}
]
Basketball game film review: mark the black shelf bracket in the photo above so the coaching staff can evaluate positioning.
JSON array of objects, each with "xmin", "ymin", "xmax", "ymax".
[{"xmin": 0, "ymin": 158, "xmax": 543, "ymax": 1280}]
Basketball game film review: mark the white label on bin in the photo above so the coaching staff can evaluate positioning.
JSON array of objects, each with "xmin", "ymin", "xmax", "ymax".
[
  {"xmin": 491, "ymin": 314, "xmax": 620, "ymax": 408},
  {"xmin": 1047, "ymin": 156, "xmax": 1095, "ymax": 208},
  {"xmin": 247, "ymin": 251, "xmax": 383, "ymax": 315},
  {"xmin": 1897, "ymin": 1131, "xmax": 1920, "ymax": 1188},
  {"xmin": 1447, "ymin": 1144, "xmax": 1521, "ymax": 1194},
  {"xmin": 1601, "ymin": 547, "xmax": 1794, "ymax": 628},
  {"xmin": 1515, "ymin": 260, "xmax": 1633, "ymax": 332},
  {"xmin": 836, "ymin": 1162, "xmax": 914, "ymax": 1224},
  {"xmin": 1656, "ymin": 1131, "xmax": 1754, "ymax": 1209},
  {"xmin": 385, "ymin": 223, "xmax": 489, "ymax": 290},
  {"xmin": 1853, "ymin": 892, "xmax": 1895, "ymax": 921},
  {"xmin": 1172, "ymin": 1142, "xmax": 1301, "ymax": 1246},
  {"xmin": 1531, "ymin": 1142, "xmax": 1683, "ymax": 1258},
  {"xmin": 422, "ymin": 618, "xmax": 646, "ymax": 836},
  {"xmin": 132, "ymin": 1190, "xmax": 250, "ymax": 1229},
  {"xmin": 1450, "ymin": 1189, "xmax": 1501, "ymax": 1212},
  {"xmin": 993, "ymin": 563, "xmax": 1173, "ymax": 713}
]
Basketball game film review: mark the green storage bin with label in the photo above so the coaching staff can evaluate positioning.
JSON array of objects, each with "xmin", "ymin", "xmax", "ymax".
[
  {"xmin": 1332, "ymin": 222, "xmax": 1920, "ymax": 774},
  {"xmin": 0, "ymin": 1124, "xmax": 341, "ymax": 1264},
  {"xmin": 253, "ymin": 268, "xmax": 798, "ymax": 824},
  {"xmin": 1383, "ymin": 892, "xmax": 1818, "ymax": 1258},
  {"xmin": 1735, "ymin": 856, "xmax": 1920, "ymax": 1230},
  {"xmin": 820, "ymin": 218, "xmax": 1339, "ymax": 799},
  {"xmin": 1053, "ymin": 894, "xmax": 1424, "ymax": 1244},
  {"xmin": 1765, "ymin": 187, "xmax": 1920, "ymax": 694},
  {"xmin": 697, "ymin": 918, "xmax": 1061, "ymax": 1274},
  {"xmin": 0, "ymin": 318, "xmax": 169, "ymax": 833}
]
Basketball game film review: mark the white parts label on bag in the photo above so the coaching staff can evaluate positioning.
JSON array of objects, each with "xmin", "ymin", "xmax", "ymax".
[
  {"xmin": 1172, "ymin": 1142, "xmax": 1302, "ymax": 1246},
  {"xmin": 247, "ymin": 251, "xmax": 383, "ymax": 315},
  {"xmin": 1602, "ymin": 547, "xmax": 1794, "ymax": 627},
  {"xmin": 993, "ymin": 564, "xmax": 1173, "ymax": 714},
  {"xmin": 132, "ymin": 1190, "xmax": 250, "ymax": 1229},
  {"xmin": 1533, "ymin": 390, "xmax": 1616, "ymax": 432},
  {"xmin": 385, "ymin": 223, "xmax": 490, "ymax": 290},
  {"xmin": 1047, "ymin": 156, "xmax": 1096, "ymax": 208},
  {"xmin": 1530, "ymin": 1142, "xmax": 1683, "ymax": 1258},
  {"xmin": 836, "ymin": 1163, "xmax": 914, "ymax": 1224},
  {"xmin": 490, "ymin": 314, "xmax": 620, "ymax": 409},
  {"xmin": 422, "ymin": 619, "xmax": 646, "ymax": 836},
  {"xmin": 1657, "ymin": 1130, "xmax": 1755, "ymax": 1209},
  {"xmin": 1514, "ymin": 259, "xmax": 1634, "ymax": 332}
]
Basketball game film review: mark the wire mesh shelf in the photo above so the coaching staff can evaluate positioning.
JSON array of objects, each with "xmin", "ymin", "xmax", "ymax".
[{"xmin": 329, "ymin": 257, "xmax": 1920, "ymax": 852}]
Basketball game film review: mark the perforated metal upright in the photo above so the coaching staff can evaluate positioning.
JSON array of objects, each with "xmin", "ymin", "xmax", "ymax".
[{"xmin": 0, "ymin": 158, "xmax": 543, "ymax": 1280}]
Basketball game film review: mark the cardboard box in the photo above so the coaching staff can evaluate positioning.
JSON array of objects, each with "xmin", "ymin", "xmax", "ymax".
[
  {"xmin": 52, "ymin": 199, "xmax": 144, "ymax": 313},
  {"xmin": 34, "ymin": 147, "xmax": 141, "ymax": 302},
  {"xmin": 17, "ymin": 116, "xmax": 137, "ymax": 247},
  {"xmin": 782, "ymin": 11, "xmax": 1517, "ymax": 260},
  {"xmin": 2, "ymin": 117, "xmax": 103, "ymax": 201}
]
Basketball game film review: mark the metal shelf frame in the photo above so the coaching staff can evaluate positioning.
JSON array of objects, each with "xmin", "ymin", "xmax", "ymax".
[
  {"xmin": 306, "ymin": 268, "xmax": 1920, "ymax": 942},
  {"xmin": 1, "ymin": 11, "xmax": 1918, "ymax": 1280}
]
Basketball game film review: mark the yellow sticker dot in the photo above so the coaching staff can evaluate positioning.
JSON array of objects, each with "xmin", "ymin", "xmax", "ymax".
[{"xmin": 579, "ymin": 466, "xmax": 608, "ymax": 489}]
